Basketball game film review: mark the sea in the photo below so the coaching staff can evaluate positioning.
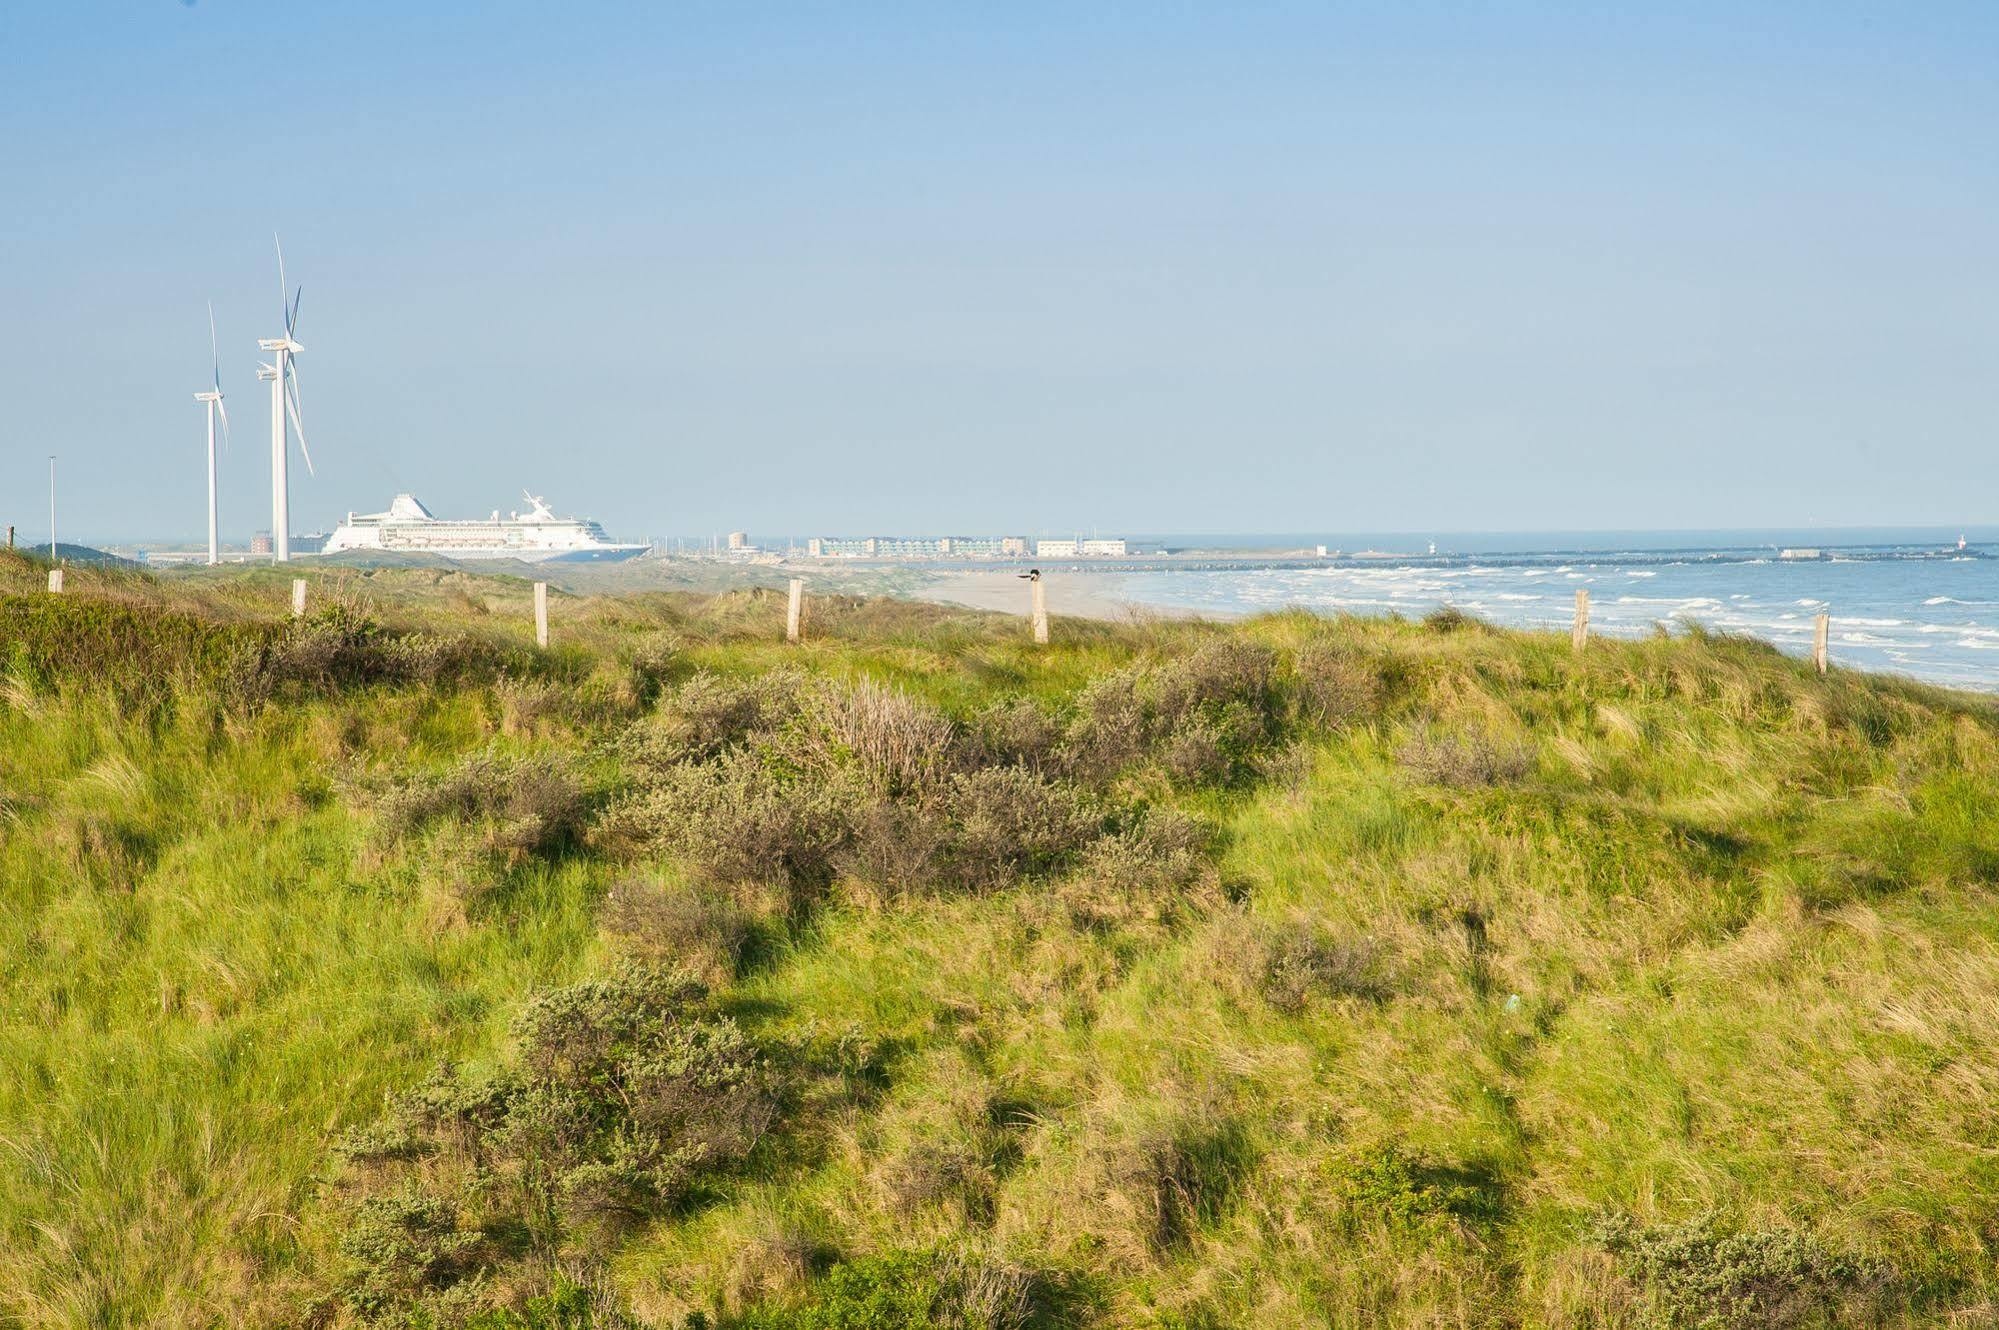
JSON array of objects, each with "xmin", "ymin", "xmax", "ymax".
[{"xmin": 1106, "ymin": 528, "xmax": 1999, "ymax": 692}]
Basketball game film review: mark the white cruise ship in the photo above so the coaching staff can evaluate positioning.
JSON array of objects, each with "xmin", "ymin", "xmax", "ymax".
[{"xmin": 320, "ymin": 492, "xmax": 650, "ymax": 564}]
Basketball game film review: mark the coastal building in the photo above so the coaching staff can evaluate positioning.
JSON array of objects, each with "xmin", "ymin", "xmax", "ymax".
[
  {"xmin": 803, "ymin": 535, "xmax": 1033, "ymax": 561},
  {"xmin": 727, "ymin": 531, "xmax": 751, "ymax": 551}
]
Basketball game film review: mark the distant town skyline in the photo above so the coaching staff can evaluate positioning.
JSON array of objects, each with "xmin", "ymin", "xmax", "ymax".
[{"xmin": 5, "ymin": 3, "xmax": 1998, "ymax": 543}]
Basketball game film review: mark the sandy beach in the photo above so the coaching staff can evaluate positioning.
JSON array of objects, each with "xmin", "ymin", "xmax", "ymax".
[{"xmin": 915, "ymin": 568, "xmax": 1208, "ymax": 623}]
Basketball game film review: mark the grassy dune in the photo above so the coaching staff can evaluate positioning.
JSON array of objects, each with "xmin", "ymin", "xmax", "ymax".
[{"xmin": 1, "ymin": 551, "xmax": 1996, "ymax": 1328}]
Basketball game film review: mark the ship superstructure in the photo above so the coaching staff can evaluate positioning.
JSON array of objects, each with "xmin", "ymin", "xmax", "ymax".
[{"xmin": 320, "ymin": 492, "xmax": 649, "ymax": 563}]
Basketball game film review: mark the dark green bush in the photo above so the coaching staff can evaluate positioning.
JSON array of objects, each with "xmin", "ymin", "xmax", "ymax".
[
  {"xmin": 1591, "ymin": 1212, "xmax": 1892, "ymax": 1330},
  {"xmin": 331, "ymin": 966, "xmax": 778, "ymax": 1323},
  {"xmin": 1330, "ymin": 1145, "xmax": 1503, "ymax": 1238},
  {"xmin": 727, "ymin": 1248, "xmax": 1039, "ymax": 1330},
  {"xmin": 335, "ymin": 1182, "xmax": 485, "ymax": 1320}
]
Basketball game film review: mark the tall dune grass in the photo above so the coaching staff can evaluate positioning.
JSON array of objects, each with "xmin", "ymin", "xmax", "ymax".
[{"xmin": 2, "ymin": 563, "xmax": 1997, "ymax": 1327}]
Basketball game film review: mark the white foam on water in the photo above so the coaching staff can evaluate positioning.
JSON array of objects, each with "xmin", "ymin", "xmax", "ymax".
[
  {"xmin": 1795, "ymin": 598, "xmax": 1826, "ymax": 607},
  {"xmin": 1625, "ymin": 570, "xmax": 1657, "ymax": 578}
]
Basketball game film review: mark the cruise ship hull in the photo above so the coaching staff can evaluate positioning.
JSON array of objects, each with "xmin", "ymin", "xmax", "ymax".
[{"xmin": 320, "ymin": 493, "xmax": 649, "ymax": 565}]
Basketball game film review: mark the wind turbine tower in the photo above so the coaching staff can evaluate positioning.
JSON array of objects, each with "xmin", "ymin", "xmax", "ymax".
[
  {"xmin": 193, "ymin": 303, "xmax": 231, "ymax": 565},
  {"xmin": 256, "ymin": 238, "xmax": 313, "ymax": 562}
]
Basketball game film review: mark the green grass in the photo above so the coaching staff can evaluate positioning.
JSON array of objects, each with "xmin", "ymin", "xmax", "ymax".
[{"xmin": 3, "ymin": 554, "xmax": 1998, "ymax": 1328}]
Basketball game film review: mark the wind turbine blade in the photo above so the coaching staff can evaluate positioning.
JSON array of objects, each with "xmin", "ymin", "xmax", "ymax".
[
  {"xmin": 216, "ymin": 396, "xmax": 232, "ymax": 452},
  {"xmin": 289, "ymin": 286, "xmax": 302, "ymax": 335},
  {"xmin": 207, "ymin": 301, "xmax": 219, "ymax": 376},
  {"xmin": 275, "ymin": 234, "xmax": 288, "ymax": 324},
  {"xmin": 285, "ymin": 374, "xmax": 314, "ymax": 477}
]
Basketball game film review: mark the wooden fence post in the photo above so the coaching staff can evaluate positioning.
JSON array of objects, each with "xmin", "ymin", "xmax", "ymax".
[
  {"xmin": 1813, "ymin": 610, "xmax": 1830, "ymax": 675},
  {"xmin": 47, "ymin": 568, "xmax": 62, "ymax": 595},
  {"xmin": 534, "ymin": 582, "xmax": 549, "ymax": 649},
  {"xmin": 1571, "ymin": 588, "xmax": 1589, "ymax": 652},
  {"xmin": 786, "ymin": 578, "xmax": 804, "ymax": 643},
  {"xmin": 291, "ymin": 578, "xmax": 308, "ymax": 618},
  {"xmin": 6, "ymin": 526, "xmax": 13, "ymax": 550},
  {"xmin": 1030, "ymin": 574, "xmax": 1049, "ymax": 646}
]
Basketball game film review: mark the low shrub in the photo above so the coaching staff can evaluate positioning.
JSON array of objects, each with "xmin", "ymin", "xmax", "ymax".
[
  {"xmin": 1591, "ymin": 1212, "xmax": 1893, "ymax": 1330},
  {"xmin": 1329, "ymin": 1145, "xmax": 1503, "ymax": 1238},
  {"xmin": 1057, "ymin": 809, "xmax": 1216, "ymax": 928},
  {"xmin": 1292, "ymin": 642, "xmax": 1383, "ymax": 729},
  {"xmin": 496, "ymin": 675, "xmax": 576, "ymax": 737},
  {"xmin": 620, "ymin": 670, "xmax": 808, "ymax": 770},
  {"xmin": 330, "ymin": 966, "xmax": 779, "ymax": 1322},
  {"xmin": 1397, "ymin": 727, "xmax": 1534, "ymax": 788},
  {"xmin": 599, "ymin": 877, "xmax": 755, "ymax": 982},
  {"xmin": 940, "ymin": 766, "xmax": 1099, "ymax": 892},
  {"xmin": 1060, "ymin": 642, "xmax": 1282, "ymax": 786},
  {"xmin": 230, "ymin": 607, "xmax": 520, "ymax": 703},
  {"xmin": 810, "ymin": 681, "xmax": 957, "ymax": 796},
  {"xmin": 372, "ymin": 751, "xmax": 590, "ymax": 858},
  {"xmin": 1422, "ymin": 605, "xmax": 1483, "ymax": 633},
  {"xmin": 600, "ymin": 748, "xmax": 853, "ymax": 891},
  {"xmin": 967, "ymin": 696, "xmax": 1063, "ymax": 772},
  {"xmin": 334, "ymin": 1182, "xmax": 485, "ymax": 1321},
  {"xmin": 1259, "ymin": 922, "xmax": 1387, "ymax": 1011},
  {"xmin": 0, "ymin": 594, "xmax": 262, "ymax": 701},
  {"xmin": 1150, "ymin": 639, "xmax": 1277, "ymax": 733},
  {"xmin": 726, "ymin": 1248, "xmax": 1040, "ymax": 1330},
  {"xmin": 836, "ymin": 794, "xmax": 949, "ymax": 896},
  {"xmin": 626, "ymin": 632, "xmax": 682, "ymax": 705}
]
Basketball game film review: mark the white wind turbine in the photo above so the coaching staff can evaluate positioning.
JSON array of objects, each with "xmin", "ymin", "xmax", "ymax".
[
  {"xmin": 193, "ymin": 303, "xmax": 231, "ymax": 566},
  {"xmin": 257, "ymin": 237, "xmax": 314, "ymax": 562}
]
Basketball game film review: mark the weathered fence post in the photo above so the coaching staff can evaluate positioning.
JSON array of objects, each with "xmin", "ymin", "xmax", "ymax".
[
  {"xmin": 47, "ymin": 568, "xmax": 62, "ymax": 595},
  {"xmin": 786, "ymin": 578, "xmax": 804, "ymax": 643},
  {"xmin": 6, "ymin": 526, "xmax": 13, "ymax": 550},
  {"xmin": 1813, "ymin": 610, "xmax": 1830, "ymax": 675},
  {"xmin": 1030, "ymin": 573, "xmax": 1049, "ymax": 646},
  {"xmin": 534, "ymin": 581, "xmax": 549, "ymax": 649},
  {"xmin": 291, "ymin": 578, "xmax": 307, "ymax": 618},
  {"xmin": 1571, "ymin": 588, "xmax": 1590, "ymax": 653}
]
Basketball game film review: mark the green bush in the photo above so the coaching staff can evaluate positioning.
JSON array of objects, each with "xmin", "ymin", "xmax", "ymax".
[
  {"xmin": 1329, "ymin": 1145, "xmax": 1503, "ymax": 1238},
  {"xmin": 728, "ymin": 1249, "xmax": 1039, "ymax": 1330},
  {"xmin": 371, "ymin": 751, "xmax": 591, "ymax": 857},
  {"xmin": 331, "ymin": 966, "xmax": 778, "ymax": 1322},
  {"xmin": 1592, "ymin": 1213, "xmax": 1893, "ymax": 1330}
]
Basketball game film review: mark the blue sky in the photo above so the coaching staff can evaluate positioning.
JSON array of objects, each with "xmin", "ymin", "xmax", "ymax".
[{"xmin": 3, "ymin": 3, "xmax": 1996, "ymax": 542}]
